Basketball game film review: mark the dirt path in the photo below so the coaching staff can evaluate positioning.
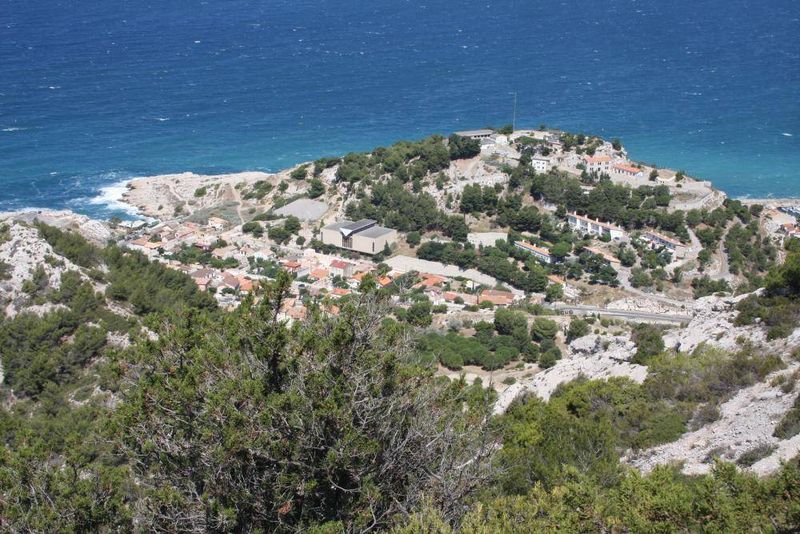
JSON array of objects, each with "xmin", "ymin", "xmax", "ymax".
[{"xmin": 227, "ymin": 183, "xmax": 246, "ymax": 224}]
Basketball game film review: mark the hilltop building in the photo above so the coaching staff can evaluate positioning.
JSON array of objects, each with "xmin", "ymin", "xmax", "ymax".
[
  {"xmin": 321, "ymin": 219, "xmax": 397, "ymax": 255},
  {"xmin": 453, "ymin": 129, "xmax": 494, "ymax": 140},
  {"xmin": 583, "ymin": 155, "xmax": 612, "ymax": 174}
]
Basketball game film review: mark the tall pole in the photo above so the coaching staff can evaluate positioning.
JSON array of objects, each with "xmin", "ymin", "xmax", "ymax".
[{"xmin": 511, "ymin": 91, "xmax": 517, "ymax": 132}]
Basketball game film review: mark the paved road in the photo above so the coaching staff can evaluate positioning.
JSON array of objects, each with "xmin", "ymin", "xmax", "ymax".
[
  {"xmin": 546, "ymin": 303, "xmax": 692, "ymax": 324},
  {"xmin": 615, "ymin": 267, "xmax": 690, "ymax": 309}
]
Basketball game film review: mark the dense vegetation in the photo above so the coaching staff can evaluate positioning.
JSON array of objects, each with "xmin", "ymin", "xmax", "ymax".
[
  {"xmin": 736, "ymin": 250, "xmax": 800, "ymax": 339},
  {"xmin": 1, "ymin": 217, "xmax": 799, "ymax": 530},
  {"xmin": 416, "ymin": 308, "xmax": 561, "ymax": 370}
]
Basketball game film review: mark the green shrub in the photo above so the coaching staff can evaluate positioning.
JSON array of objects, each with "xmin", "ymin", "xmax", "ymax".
[
  {"xmin": 290, "ymin": 164, "xmax": 309, "ymax": 180},
  {"xmin": 736, "ymin": 444, "xmax": 777, "ymax": 467},
  {"xmin": 774, "ymin": 396, "xmax": 800, "ymax": 440},
  {"xmin": 631, "ymin": 324, "xmax": 665, "ymax": 364},
  {"xmin": 531, "ymin": 318, "xmax": 558, "ymax": 342}
]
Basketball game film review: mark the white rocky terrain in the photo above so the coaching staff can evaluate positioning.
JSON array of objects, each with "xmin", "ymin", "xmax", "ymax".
[
  {"xmin": 663, "ymin": 291, "xmax": 768, "ymax": 354},
  {"xmin": 628, "ymin": 363, "xmax": 800, "ymax": 476},
  {"xmin": 0, "ymin": 219, "xmax": 90, "ymax": 316},
  {"xmin": 494, "ymin": 289, "xmax": 800, "ymax": 475},
  {"xmin": 606, "ymin": 296, "xmax": 684, "ymax": 316},
  {"xmin": 1, "ymin": 209, "xmax": 112, "ymax": 245},
  {"xmin": 493, "ymin": 333, "xmax": 648, "ymax": 414},
  {"xmin": 626, "ymin": 292, "xmax": 800, "ymax": 476}
]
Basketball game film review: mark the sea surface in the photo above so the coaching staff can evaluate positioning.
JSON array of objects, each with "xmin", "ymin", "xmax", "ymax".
[{"xmin": 1, "ymin": 0, "xmax": 799, "ymax": 219}]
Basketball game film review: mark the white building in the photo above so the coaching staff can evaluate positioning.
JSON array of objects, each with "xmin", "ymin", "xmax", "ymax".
[
  {"xmin": 583, "ymin": 155, "xmax": 612, "ymax": 174},
  {"xmin": 642, "ymin": 230, "xmax": 684, "ymax": 255},
  {"xmin": 321, "ymin": 219, "xmax": 398, "ymax": 255},
  {"xmin": 329, "ymin": 259, "xmax": 355, "ymax": 278},
  {"xmin": 613, "ymin": 163, "xmax": 644, "ymax": 178},
  {"xmin": 515, "ymin": 241, "xmax": 554, "ymax": 264},
  {"xmin": 530, "ymin": 156, "xmax": 551, "ymax": 173},
  {"xmin": 567, "ymin": 212, "xmax": 626, "ymax": 240}
]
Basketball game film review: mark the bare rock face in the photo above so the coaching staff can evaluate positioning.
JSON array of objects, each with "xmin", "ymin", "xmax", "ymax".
[
  {"xmin": 607, "ymin": 297, "xmax": 681, "ymax": 316},
  {"xmin": 1, "ymin": 209, "xmax": 112, "ymax": 245},
  {"xmin": 493, "ymin": 333, "xmax": 646, "ymax": 414},
  {"xmin": 570, "ymin": 334, "xmax": 637, "ymax": 362},
  {"xmin": 663, "ymin": 291, "xmax": 766, "ymax": 354},
  {"xmin": 0, "ymin": 222, "xmax": 88, "ymax": 316},
  {"xmin": 627, "ymin": 364, "xmax": 800, "ymax": 476}
]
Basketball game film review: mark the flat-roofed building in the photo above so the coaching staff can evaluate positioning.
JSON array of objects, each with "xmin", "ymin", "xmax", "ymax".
[
  {"xmin": 567, "ymin": 212, "xmax": 626, "ymax": 240},
  {"xmin": 453, "ymin": 129, "xmax": 494, "ymax": 140},
  {"xmin": 321, "ymin": 219, "xmax": 398, "ymax": 255},
  {"xmin": 530, "ymin": 156, "xmax": 551, "ymax": 173},
  {"xmin": 514, "ymin": 241, "xmax": 554, "ymax": 264}
]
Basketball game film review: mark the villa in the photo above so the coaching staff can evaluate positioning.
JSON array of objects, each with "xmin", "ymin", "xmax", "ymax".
[{"xmin": 583, "ymin": 155, "xmax": 612, "ymax": 174}]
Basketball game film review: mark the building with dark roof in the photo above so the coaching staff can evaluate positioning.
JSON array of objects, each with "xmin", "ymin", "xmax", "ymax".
[
  {"xmin": 453, "ymin": 129, "xmax": 494, "ymax": 140},
  {"xmin": 321, "ymin": 219, "xmax": 397, "ymax": 255}
]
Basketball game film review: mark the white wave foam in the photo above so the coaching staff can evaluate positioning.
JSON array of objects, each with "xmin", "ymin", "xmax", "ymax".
[
  {"xmin": 2, "ymin": 127, "xmax": 24, "ymax": 132},
  {"xmin": 87, "ymin": 179, "xmax": 146, "ymax": 219},
  {"xmin": 782, "ymin": 132, "xmax": 793, "ymax": 137}
]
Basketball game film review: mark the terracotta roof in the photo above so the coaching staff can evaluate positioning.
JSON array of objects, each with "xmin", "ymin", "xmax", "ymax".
[
  {"xmin": 613, "ymin": 163, "xmax": 642, "ymax": 173},
  {"xmin": 310, "ymin": 268, "xmax": 330, "ymax": 280},
  {"xmin": 583, "ymin": 155, "xmax": 612, "ymax": 164},
  {"xmin": 237, "ymin": 277, "xmax": 254, "ymax": 292},
  {"xmin": 421, "ymin": 274, "xmax": 445, "ymax": 287},
  {"xmin": 286, "ymin": 306, "xmax": 307, "ymax": 320},
  {"xmin": 330, "ymin": 259, "xmax": 351, "ymax": 269},
  {"xmin": 332, "ymin": 287, "xmax": 351, "ymax": 296},
  {"xmin": 478, "ymin": 289, "xmax": 515, "ymax": 306}
]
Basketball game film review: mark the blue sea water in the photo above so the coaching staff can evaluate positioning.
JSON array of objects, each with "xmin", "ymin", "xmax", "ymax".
[{"xmin": 1, "ymin": 0, "xmax": 799, "ymax": 219}]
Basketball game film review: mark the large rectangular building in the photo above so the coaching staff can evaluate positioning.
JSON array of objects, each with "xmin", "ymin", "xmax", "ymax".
[
  {"xmin": 567, "ymin": 212, "xmax": 626, "ymax": 240},
  {"xmin": 454, "ymin": 128, "xmax": 495, "ymax": 140},
  {"xmin": 321, "ymin": 219, "xmax": 397, "ymax": 255}
]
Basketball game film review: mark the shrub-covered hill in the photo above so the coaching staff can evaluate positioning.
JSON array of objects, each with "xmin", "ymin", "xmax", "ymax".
[{"xmin": 1, "ymin": 222, "xmax": 799, "ymax": 532}]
